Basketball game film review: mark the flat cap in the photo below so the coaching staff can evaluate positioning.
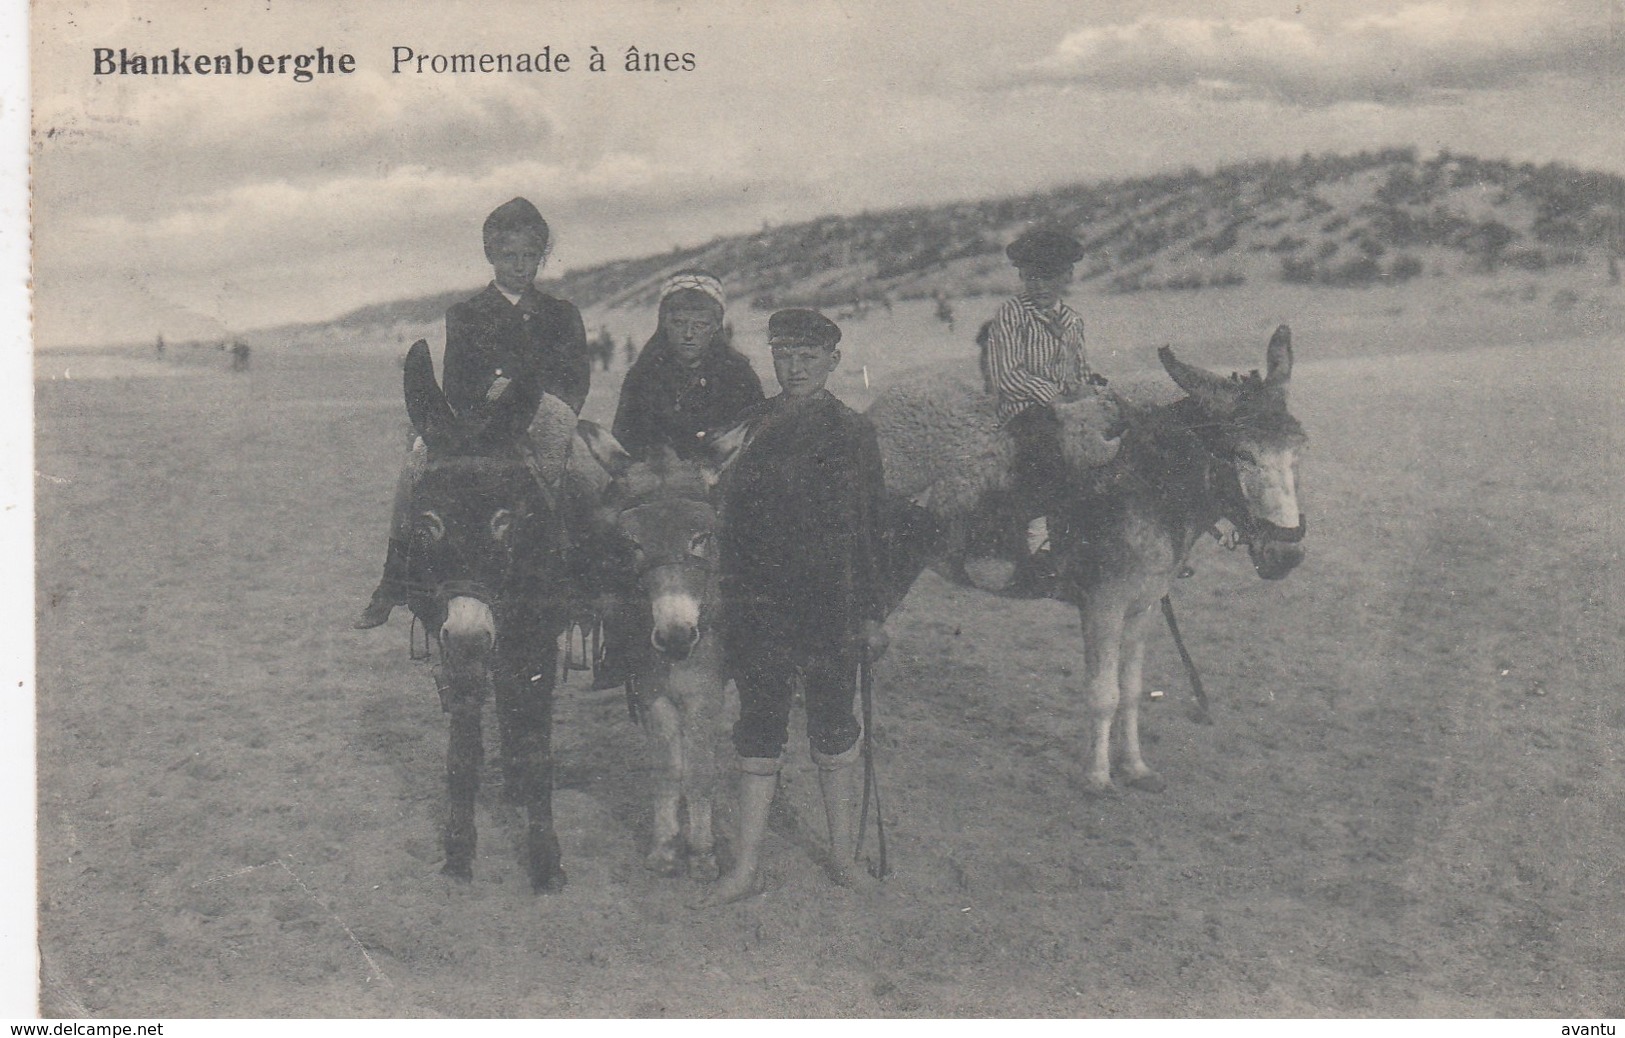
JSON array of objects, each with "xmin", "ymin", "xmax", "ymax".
[
  {"xmin": 483, "ymin": 197, "xmax": 550, "ymax": 245},
  {"xmin": 1006, "ymin": 228, "xmax": 1084, "ymax": 270},
  {"xmin": 767, "ymin": 308, "xmax": 841, "ymax": 350}
]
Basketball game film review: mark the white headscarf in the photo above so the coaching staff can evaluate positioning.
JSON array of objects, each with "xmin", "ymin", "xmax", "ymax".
[{"xmin": 658, "ymin": 272, "xmax": 725, "ymax": 311}]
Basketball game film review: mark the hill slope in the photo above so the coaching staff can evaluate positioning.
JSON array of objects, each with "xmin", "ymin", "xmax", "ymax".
[{"xmin": 271, "ymin": 148, "xmax": 1623, "ymax": 345}]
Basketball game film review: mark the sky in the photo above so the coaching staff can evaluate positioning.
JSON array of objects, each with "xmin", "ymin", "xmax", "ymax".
[{"xmin": 28, "ymin": 0, "xmax": 1625, "ymax": 348}]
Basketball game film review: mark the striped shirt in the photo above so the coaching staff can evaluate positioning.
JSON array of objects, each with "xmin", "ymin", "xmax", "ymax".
[{"xmin": 985, "ymin": 294, "xmax": 1090, "ymax": 422}]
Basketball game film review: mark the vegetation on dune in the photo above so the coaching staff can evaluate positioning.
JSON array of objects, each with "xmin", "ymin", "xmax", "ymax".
[{"xmin": 276, "ymin": 149, "xmax": 1622, "ymax": 344}]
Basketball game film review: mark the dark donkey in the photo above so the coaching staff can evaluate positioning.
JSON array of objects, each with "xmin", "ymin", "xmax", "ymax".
[{"xmin": 401, "ymin": 339, "xmax": 571, "ymax": 891}]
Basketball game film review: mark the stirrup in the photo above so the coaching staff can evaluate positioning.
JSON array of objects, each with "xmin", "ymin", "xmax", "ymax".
[
  {"xmin": 353, "ymin": 589, "xmax": 401, "ymax": 629},
  {"xmin": 1003, "ymin": 549, "xmax": 1059, "ymax": 600}
]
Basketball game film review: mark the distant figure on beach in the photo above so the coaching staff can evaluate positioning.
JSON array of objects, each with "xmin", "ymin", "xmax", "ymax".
[
  {"xmin": 229, "ymin": 340, "xmax": 250, "ymax": 371},
  {"xmin": 934, "ymin": 290, "xmax": 955, "ymax": 333},
  {"xmin": 594, "ymin": 326, "xmax": 617, "ymax": 371},
  {"xmin": 975, "ymin": 319, "xmax": 994, "ymax": 393},
  {"xmin": 154, "ymin": 334, "xmax": 165, "ymax": 359}
]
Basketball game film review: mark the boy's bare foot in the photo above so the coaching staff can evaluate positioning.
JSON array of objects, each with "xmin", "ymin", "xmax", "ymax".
[
  {"xmin": 691, "ymin": 866, "xmax": 764, "ymax": 908},
  {"xmin": 826, "ymin": 856, "xmax": 881, "ymax": 890}
]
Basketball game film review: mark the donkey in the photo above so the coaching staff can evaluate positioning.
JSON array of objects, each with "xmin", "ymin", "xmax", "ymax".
[
  {"xmin": 867, "ymin": 325, "xmax": 1307, "ymax": 793},
  {"xmin": 571, "ymin": 425, "xmax": 750, "ymax": 880},
  {"xmin": 1056, "ymin": 327, "xmax": 1306, "ymax": 791},
  {"xmin": 401, "ymin": 340, "xmax": 571, "ymax": 891}
]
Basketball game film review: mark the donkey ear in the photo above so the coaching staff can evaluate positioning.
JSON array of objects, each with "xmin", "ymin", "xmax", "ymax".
[
  {"xmin": 404, "ymin": 340, "xmax": 457, "ymax": 447},
  {"xmin": 471, "ymin": 372, "xmax": 543, "ymax": 453},
  {"xmin": 576, "ymin": 420, "xmax": 633, "ymax": 479},
  {"xmin": 1158, "ymin": 345, "xmax": 1242, "ymax": 416},
  {"xmin": 703, "ymin": 419, "xmax": 756, "ymax": 487},
  {"xmin": 1264, "ymin": 325, "xmax": 1293, "ymax": 387}
]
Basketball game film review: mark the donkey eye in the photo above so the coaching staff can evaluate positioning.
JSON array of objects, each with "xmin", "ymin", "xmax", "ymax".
[
  {"xmin": 490, "ymin": 508, "xmax": 515, "ymax": 543},
  {"xmin": 689, "ymin": 531, "xmax": 712, "ymax": 553},
  {"xmin": 417, "ymin": 511, "xmax": 446, "ymax": 542}
]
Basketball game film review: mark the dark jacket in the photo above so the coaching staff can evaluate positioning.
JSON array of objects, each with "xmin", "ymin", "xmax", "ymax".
[
  {"xmin": 611, "ymin": 331, "xmax": 764, "ymax": 459},
  {"xmin": 721, "ymin": 391, "xmax": 887, "ymax": 645},
  {"xmin": 443, "ymin": 283, "xmax": 591, "ymax": 416}
]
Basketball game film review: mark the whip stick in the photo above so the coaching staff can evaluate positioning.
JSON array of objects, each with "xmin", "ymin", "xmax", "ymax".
[
  {"xmin": 856, "ymin": 658, "xmax": 890, "ymax": 879},
  {"xmin": 1161, "ymin": 594, "xmax": 1211, "ymax": 723}
]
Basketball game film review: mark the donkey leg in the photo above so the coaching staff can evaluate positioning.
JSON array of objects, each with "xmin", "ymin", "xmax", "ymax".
[
  {"xmin": 673, "ymin": 654, "xmax": 725, "ymax": 882},
  {"xmin": 499, "ymin": 652, "xmax": 566, "ymax": 894},
  {"xmin": 642, "ymin": 695, "xmax": 687, "ymax": 877},
  {"xmin": 522, "ymin": 741, "xmax": 566, "ymax": 895},
  {"xmin": 443, "ymin": 702, "xmax": 482, "ymax": 880},
  {"xmin": 1078, "ymin": 597, "xmax": 1126, "ymax": 794},
  {"xmin": 494, "ymin": 665, "xmax": 525, "ymax": 808},
  {"xmin": 1118, "ymin": 604, "xmax": 1165, "ymax": 792}
]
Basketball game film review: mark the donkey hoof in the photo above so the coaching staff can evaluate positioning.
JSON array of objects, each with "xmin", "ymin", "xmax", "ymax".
[
  {"xmin": 1081, "ymin": 775, "xmax": 1119, "ymax": 797},
  {"xmin": 1126, "ymin": 770, "xmax": 1166, "ymax": 793},
  {"xmin": 528, "ymin": 829, "xmax": 566, "ymax": 893},
  {"xmin": 441, "ymin": 859, "xmax": 473, "ymax": 882},
  {"xmin": 644, "ymin": 848, "xmax": 686, "ymax": 878},
  {"xmin": 687, "ymin": 851, "xmax": 720, "ymax": 883},
  {"xmin": 531, "ymin": 866, "xmax": 567, "ymax": 894},
  {"xmin": 442, "ymin": 834, "xmax": 475, "ymax": 881}
]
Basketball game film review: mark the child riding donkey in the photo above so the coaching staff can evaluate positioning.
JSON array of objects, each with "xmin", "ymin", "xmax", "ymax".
[
  {"xmin": 982, "ymin": 228, "xmax": 1113, "ymax": 596},
  {"xmin": 354, "ymin": 197, "xmax": 591, "ymax": 629}
]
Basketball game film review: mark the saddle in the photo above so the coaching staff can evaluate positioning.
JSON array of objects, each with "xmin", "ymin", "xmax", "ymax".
[
  {"xmin": 866, "ymin": 367, "xmax": 1121, "ymax": 519},
  {"xmin": 865, "ymin": 367, "xmax": 1123, "ymax": 596}
]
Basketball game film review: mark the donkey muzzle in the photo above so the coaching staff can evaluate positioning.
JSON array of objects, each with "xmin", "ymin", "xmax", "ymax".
[
  {"xmin": 650, "ymin": 620, "xmax": 702, "ymax": 661},
  {"xmin": 1248, "ymin": 538, "xmax": 1304, "ymax": 581},
  {"xmin": 440, "ymin": 596, "xmax": 497, "ymax": 662}
]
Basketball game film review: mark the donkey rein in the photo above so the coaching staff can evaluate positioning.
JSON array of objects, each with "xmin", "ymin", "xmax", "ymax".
[
  {"xmin": 856, "ymin": 658, "xmax": 890, "ymax": 879},
  {"xmin": 1160, "ymin": 595, "xmax": 1212, "ymax": 724}
]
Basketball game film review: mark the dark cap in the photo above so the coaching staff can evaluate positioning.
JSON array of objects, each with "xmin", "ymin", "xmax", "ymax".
[
  {"xmin": 768, "ymin": 308, "xmax": 841, "ymax": 350},
  {"xmin": 483, "ymin": 197, "xmax": 550, "ymax": 248},
  {"xmin": 1006, "ymin": 228, "xmax": 1084, "ymax": 271}
]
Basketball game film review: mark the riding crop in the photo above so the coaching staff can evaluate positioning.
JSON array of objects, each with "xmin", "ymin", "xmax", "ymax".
[
  {"xmin": 855, "ymin": 658, "xmax": 890, "ymax": 879},
  {"xmin": 1160, "ymin": 594, "xmax": 1212, "ymax": 724}
]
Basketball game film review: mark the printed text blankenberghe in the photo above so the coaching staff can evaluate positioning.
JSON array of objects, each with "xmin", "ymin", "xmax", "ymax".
[{"xmin": 92, "ymin": 47, "xmax": 356, "ymax": 82}]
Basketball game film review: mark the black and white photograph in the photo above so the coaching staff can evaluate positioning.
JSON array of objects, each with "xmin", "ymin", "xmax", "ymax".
[{"xmin": 18, "ymin": 0, "xmax": 1625, "ymax": 1020}]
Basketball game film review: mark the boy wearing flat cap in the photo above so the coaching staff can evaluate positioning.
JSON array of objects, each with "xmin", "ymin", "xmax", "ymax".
[
  {"xmin": 983, "ymin": 227, "xmax": 1099, "ymax": 595},
  {"xmin": 702, "ymin": 308, "xmax": 889, "ymax": 905},
  {"xmin": 354, "ymin": 197, "xmax": 591, "ymax": 629}
]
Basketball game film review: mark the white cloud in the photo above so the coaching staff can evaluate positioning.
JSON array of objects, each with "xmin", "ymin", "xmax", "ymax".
[
  {"xmin": 27, "ymin": 0, "xmax": 1624, "ymax": 345},
  {"xmin": 31, "ymin": 142, "xmax": 795, "ymax": 345},
  {"xmin": 1026, "ymin": 2, "xmax": 1621, "ymax": 106}
]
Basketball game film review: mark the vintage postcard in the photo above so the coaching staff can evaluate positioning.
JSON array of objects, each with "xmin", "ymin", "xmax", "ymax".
[{"xmin": 18, "ymin": 0, "xmax": 1624, "ymax": 1021}]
